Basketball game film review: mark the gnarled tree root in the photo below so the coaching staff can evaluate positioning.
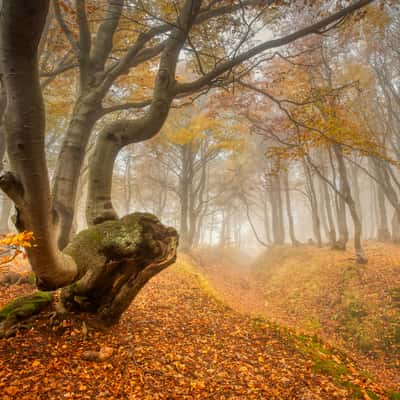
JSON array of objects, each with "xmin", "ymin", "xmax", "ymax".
[
  {"xmin": 0, "ymin": 213, "xmax": 178, "ymax": 334},
  {"xmin": 61, "ymin": 212, "xmax": 179, "ymax": 326},
  {"xmin": 0, "ymin": 291, "xmax": 53, "ymax": 337}
]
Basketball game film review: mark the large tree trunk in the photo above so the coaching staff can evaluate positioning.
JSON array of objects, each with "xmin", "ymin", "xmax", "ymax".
[
  {"xmin": 86, "ymin": 0, "xmax": 201, "ymax": 226},
  {"xmin": 52, "ymin": 94, "xmax": 102, "ymax": 249},
  {"xmin": 0, "ymin": 0, "xmax": 78, "ymax": 289}
]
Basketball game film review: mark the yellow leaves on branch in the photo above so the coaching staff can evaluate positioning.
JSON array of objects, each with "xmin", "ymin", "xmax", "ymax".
[
  {"xmin": 165, "ymin": 115, "xmax": 221, "ymax": 145},
  {"xmin": 0, "ymin": 231, "xmax": 35, "ymax": 248},
  {"xmin": 0, "ymin": 231, "xmax": 35, "ymax": 269}
]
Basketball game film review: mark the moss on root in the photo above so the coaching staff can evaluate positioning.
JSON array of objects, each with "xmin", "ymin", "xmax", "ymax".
[
  {"xmin": 0, "ymin": 291, "xmax": 53, "ymax": 322},
  {"xmin": 0, "ymin": 291, "xmax": 53, "ymax": 337},
  {"xmin": 64, "ymin": 213, "xmax": 147, "ymax": 274}
]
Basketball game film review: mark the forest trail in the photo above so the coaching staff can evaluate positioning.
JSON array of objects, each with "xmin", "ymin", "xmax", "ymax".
[
  {"xmin": 190, "ymin": 245, "xmax": 400, "ymax": 394},
  {"xmin": 189, "ymin": 249, "xmax": 269, "ymax": 318},
  {"xmin": 0, "ymin": 258, "xmax": 390, "ymax": 400}
]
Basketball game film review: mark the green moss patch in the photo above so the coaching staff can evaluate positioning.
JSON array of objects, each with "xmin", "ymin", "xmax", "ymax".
[{"xmin": 0, "ymin": 291, "xmax": 53, "ymax": 323}]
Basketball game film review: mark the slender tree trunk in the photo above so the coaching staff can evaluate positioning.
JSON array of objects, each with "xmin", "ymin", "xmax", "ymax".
[
  {"xmin": 370, "ymin": 158, "xmax": 400, "ymax": 242},
  {"xmin": 270, "ymin": 174, "xmax": 285, "ymax": 245},
  {"xmin": 322, "ymin": 179, "xmax": 336, "ymax": 247},
  {"xmin": 333, "ymin": 144, "xmax": 367, "ymax": 263},
  {"xmin": 392, "ymin": 212, "xmax": 400, "ymax": 243},
  {"xmin": 263, "ymin": 195, "xmax": 272, "ymax": 244},
  {"xmin": 329, "ymin": 149, "xmax": 348, "ymax": 250},
  {"xmin": 376, "ymin": 183, "xmax": 391, "ymax": 241},
  {"xmin": 0, "ymin": 194, "xmax": 12, "ymax": 232},
  {"xmin": 283, "ymin": 169, "xmax": 299, "ymax": 246},
  {"xmin": 52, "ymin": 101, "xmax": 100, "ymax": 249},
  {"xmin": 303, "ymin": 161, "xmax": 322, "ymax": 247},
  {"xmin": 350, "ymin": 163, "xmax": 362, "ymax": 220}
]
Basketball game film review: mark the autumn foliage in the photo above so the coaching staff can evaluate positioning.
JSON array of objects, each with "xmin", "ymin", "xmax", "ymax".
[{"xmin": 0, "ymin": 232, "xmax": 34, "ymax": 270}]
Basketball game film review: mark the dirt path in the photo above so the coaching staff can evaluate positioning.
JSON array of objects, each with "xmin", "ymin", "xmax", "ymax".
[{"xmin": 189, "ymin": 251, "xmax": 268, "ymax": 317}]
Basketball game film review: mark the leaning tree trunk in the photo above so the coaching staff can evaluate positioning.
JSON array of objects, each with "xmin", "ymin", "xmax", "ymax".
[
  {"xmin": 86, "ymin": 0, "xmax": 201, "ymax": 226},
  {"xmin": 52, "ymin": 102, "xmax": 101, "ymax": 249}
]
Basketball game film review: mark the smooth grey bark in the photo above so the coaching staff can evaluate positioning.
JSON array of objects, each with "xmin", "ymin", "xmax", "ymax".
[
  {"xmin": 51, "ymin": 0, "xmax": 127, "ymax": 249},
  {"xmin": 52, "ymin": 100, "xmax": 101, "ymax": 249},
  {"xmin": 84, "ymin": 0, "xmax": 200, "ymax": 225},
  {"xmin": 0, "ymin": 0, "xmax": 78, "ymax": 288}
]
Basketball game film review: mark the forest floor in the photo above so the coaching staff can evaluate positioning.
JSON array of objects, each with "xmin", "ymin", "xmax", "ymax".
[
  {"xmin": 1, "ymin": 253, "xmax": 397, "ymax": 399},
  {"xmin": 190, "ymin": 243, "xmax": 400, "ymax": 394}
]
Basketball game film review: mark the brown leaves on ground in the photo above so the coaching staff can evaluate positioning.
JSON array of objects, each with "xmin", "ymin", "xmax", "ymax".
[{"xmin": 0, "ymin": 261, "xmax": 388, "ymax": 399}]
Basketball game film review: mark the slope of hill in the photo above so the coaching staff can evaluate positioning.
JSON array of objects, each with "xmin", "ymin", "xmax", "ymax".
[{"xmin": 190, "ymin": 244, "xmax": 400, "ymax": 393}]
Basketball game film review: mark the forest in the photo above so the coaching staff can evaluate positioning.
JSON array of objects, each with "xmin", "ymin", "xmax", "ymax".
[{"xmin": 0, "ymin": 0, "xmax": 400, "ymax": 399}]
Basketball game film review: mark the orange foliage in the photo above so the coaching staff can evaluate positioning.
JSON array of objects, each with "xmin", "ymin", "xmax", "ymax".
[{"xmin": 0, "ymin": 231, "xmax": 35, "ymax": 270}]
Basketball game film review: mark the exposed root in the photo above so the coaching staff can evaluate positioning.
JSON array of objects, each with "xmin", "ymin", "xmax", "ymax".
[{"xmin": 0, "ymin": 291, "xmax": 53, "ymax": 337}]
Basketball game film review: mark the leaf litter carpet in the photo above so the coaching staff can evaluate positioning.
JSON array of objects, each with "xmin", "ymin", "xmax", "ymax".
[{"xmin": 0, "ymin": 262, "xmax": 387, "ymax": 399}]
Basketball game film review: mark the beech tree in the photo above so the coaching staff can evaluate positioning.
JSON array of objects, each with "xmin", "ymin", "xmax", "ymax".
[{"xmin": 0, "ymin": 0, "xmax": 374, "ymax": 329}]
